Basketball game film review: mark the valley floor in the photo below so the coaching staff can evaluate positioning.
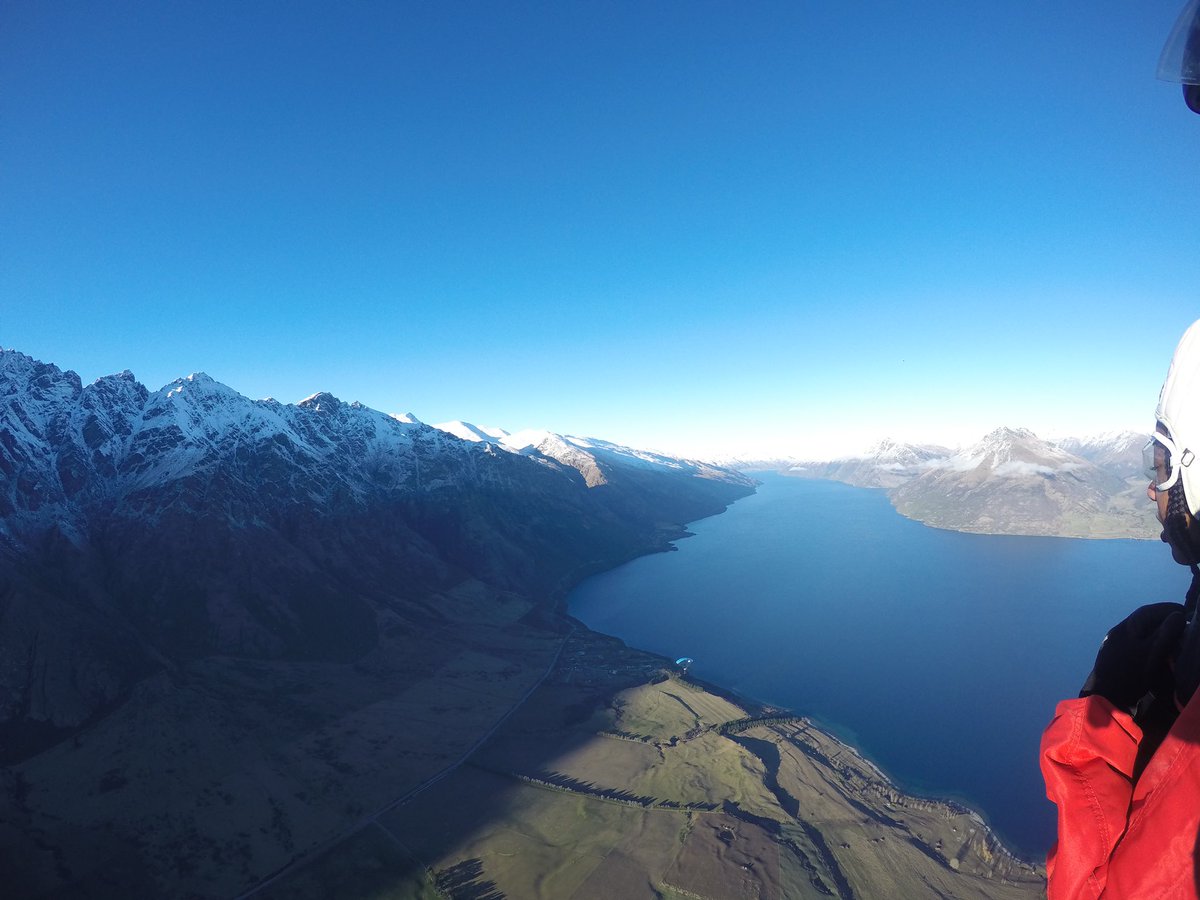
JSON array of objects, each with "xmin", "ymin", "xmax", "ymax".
[
  {"xmin": 260, "ymin": 628, "xmax": 1046, "ymax": 900},
  {"xmin": 2, "ymin": 581, "xmax": 1045, "ymax": 899}
]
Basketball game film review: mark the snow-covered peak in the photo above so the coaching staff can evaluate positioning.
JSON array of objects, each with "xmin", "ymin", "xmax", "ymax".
[
  {"xmin": 165, "ymin": 371, "xmax": 221, "ymax": 391},
  {"xmin": 506, "ymin": 429, "xmax": 744, "ymax": 482},
  {"xmin": 1056, "ymin": 430, "xmax": 1149, "ymax": 476},
  {"xmin": 1062, "ymin": 429, "xmax": 1143, "ymax": 445},
  {"xmin": 83, "ymin": 370, "xmax": 145, "ymax": 403},
  {"xmin": 568, "ymin": 435, "xmax": 693, "ymax": 472},
  {"xmin": 157, "ymin": 372, "xmax": 251, "ymax": 409},
  {"xmin": 0, "ymin": 355, "xmax": 467, "ymax": 538},
  {"xmin": 501, "ymin": 428, "xmax": 558, "ymax": 453},
  {"xmin": 939, "ymin": 427, "xmax": 1083, "ymax": 477},
  {"xmin": 0, "ymin": 352, "xmax": 85, "ymax": 471},
  {"xmin": 0, "ymin": 348, "xmax": 82, "ymax": 403},
  {"xmin": 863, "ymin": 438, "xmax": 950, "ymax": 466},
  {"xmin": 391, "ymin": 412, "xmax": 424, "ymax": 425},
  {"xmin": 980, "ymin": 426, "xmax": 1036, "ymax": 444},
  {"xmin": 433, "ymin": 420, "xmax": 507, "ymax": 442},
  {"xmin": 151, "ymin": 373, "xmax": 263, "ymax": 414},
  {"xmin": 298, "ymin": 391, "xmax": 341, "ymax": 412},
  {"xmin": 91, "ymin": 370, "xmax": 138, "ymax": 387},
  {"xmin": 0, "ymin": 346, "xmax": 65, "ymax": 377},
  {"xmin": 1057, "ymin": 430, "xmax": 1147, "ymax": 455},
  {"xmin": 0, "ymin": 346, "xmax": 754, "ymax": 547},
  {"xmin": 970, "ymin": 427, "xmax": 1043, "ymax": 460},
  {"xmin": 868, "ymin": 437, "xmax": 901, "ymax": 456},
  {"xmin": 428, "ymin": 422, "xmax": 747, "ymax": 486}
]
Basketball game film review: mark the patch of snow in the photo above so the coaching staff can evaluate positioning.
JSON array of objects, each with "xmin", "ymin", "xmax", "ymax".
[
  {"xmin": 434, "ymin": 420, "xmax": 510, "ymax": 443},
  {"xmin": 937, "ymin": 453, "xmax": 986, "ymax": 472},
  {"xmin": 501, "ymin": 428, "xmax": 556, "ymax": 452}
]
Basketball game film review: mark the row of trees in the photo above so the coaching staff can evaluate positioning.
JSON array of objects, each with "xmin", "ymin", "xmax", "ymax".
[{"xmin": 479, "ymin": 763, "xmax": 719, "ymax": 811}]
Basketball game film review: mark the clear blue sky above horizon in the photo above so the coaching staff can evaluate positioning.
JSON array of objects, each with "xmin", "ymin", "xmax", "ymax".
[{"xmin": 3, "ymin": 1, "xmax": 1198, "ymax": 458}]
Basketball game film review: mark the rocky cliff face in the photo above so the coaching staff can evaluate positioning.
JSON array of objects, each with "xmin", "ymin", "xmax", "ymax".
[{"xmin": 0, "ymin": 349, "xmax": 755, "ymax": 763}]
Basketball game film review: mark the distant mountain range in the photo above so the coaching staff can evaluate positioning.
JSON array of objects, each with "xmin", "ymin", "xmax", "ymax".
[
  {"xmin": 433, "ymin": 420, "xmax": 748, "ymax": 521},
  {"xmin": 779, "ymin": 428, "xmax": 1158, "ymax": 539},
  {"xmin": 0, "ymin": 347, "xmax": 754, "ymax": 896},
  {"xmin": 784, "ymin": 438, "xmax": 953, "ymax": 490}
]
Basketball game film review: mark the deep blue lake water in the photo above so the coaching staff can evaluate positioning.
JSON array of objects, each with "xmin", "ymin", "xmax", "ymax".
[{"xmin": 568, "ymin": 473, "xmax": 1186, "ymax": 858}]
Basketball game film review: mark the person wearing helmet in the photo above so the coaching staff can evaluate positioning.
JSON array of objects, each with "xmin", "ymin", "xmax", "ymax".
[
  {"xmin": 1037, "ymin": 12, "xmax": 1200, "ymax": 896},
  {"xmin": 1040, "ymin": 319, "xmax": 1200, "ymax": 898}
]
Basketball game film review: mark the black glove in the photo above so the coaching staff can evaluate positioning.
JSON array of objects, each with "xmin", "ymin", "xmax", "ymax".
[{"xmin": 1079, "ymin": 602, "xmax": 1185, "ymax": 714}]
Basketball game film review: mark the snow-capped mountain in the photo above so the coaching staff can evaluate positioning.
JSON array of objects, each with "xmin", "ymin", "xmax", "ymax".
[
  {"xmin": 0, "ymin": 347, "xmax": 760, "ymax": 897},
  {"xmin": 0, "ymin": 348, "xmax": 754, "ymax": 757},
  {"xmin": 433, "ymin": 419, "xmax": 509, "ymax": 444},
  {"xmin": 770, "ymin": 427, "xmax": 1157, "ymax": 539},
  {"xmin": 931, "ymin": 427, "xmax": 1087, "ymax": 480},
  {"xmin": 787, "ymin": 438, "xmax": 951, "ymax": 489},
  {"xmin": 890, "ymin": 427, "xmax": 1156, "ymax": 538},
  {"xmin": 1, "ymin": 362, "xmax": 443, "ymax": 543},
  {"xmin": 1056, "ymin": 430, "xmax": 1148, "ymax": 478},
  {"xmin": 433, "ymin": 421, "xmax": 745, "ymax": 490}
]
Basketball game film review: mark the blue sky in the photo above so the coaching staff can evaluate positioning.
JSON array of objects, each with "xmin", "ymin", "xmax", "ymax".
[{"xmin": 3, "ymin": 1, "xmax": 1198, "ymax": 458}]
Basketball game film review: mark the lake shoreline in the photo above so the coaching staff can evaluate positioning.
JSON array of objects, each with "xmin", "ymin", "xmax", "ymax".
[
  {"xmin": 363, "ymin": 625, "xmax": 1047, "ymax": 899},
  {"xmin": 566, "ymin": 474, "xmax": 1172, "ymax": 859},
  {"xmin": 769, "ymin": 468, "xmax": 1158, "ymax": 541},
  {"xmin": 570, "ymin": 615, "xmax": 1043, "ymax": 866}
]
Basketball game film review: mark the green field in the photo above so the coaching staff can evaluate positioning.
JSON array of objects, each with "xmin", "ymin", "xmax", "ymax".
[{"xmin": 263, "ymin": 630, "xmax": 1046, "ymax": 899}]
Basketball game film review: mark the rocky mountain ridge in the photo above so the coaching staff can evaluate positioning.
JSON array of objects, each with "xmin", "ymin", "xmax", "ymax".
[
  {"xmin": 434, "ymin": 420, "xmax": 750, "ymax": 519},
  {"xmin": 0, "ymin": 347, "xmax": 755, "ymax": 759},
  {"xmin": 0, "ymin": 347, "xmax": 759, "ymax": 896},
  {"xmin": 0, "ymin": 348, "xmax": 1047, "ymax": 898}
]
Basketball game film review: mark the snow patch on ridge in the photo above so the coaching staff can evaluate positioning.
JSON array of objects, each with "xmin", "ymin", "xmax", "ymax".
[{"xmin": 432, "ymin": 420, "xmax": 507, "ymax": 442}]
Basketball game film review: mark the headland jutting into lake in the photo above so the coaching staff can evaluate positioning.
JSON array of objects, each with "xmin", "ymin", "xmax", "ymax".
[
  {"xmin": 568, "ymin": 472, "xmax": 1186, "ymax": 862},
  {"xmin": 260, "ymin": 622, "xmax": 1046, "ymax": 899}
]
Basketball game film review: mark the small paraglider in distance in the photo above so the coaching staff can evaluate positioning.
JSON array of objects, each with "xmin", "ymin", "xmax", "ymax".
[{"xmin": 674, "ymin": 657, "xmax": 693, "ymax": 674}]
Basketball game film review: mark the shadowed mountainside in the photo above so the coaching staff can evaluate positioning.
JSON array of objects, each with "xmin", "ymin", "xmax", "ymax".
[
  {"xmin": 257, "ymin": 630, "xmax": 1045, "ymax": 900},
  {"xmin": 0, "ymin": 348, "xmax": 754, "ymax": 896},
  {"xmin": 0, "ymin": 348, "xmax": 1048, "ymax": 898}
]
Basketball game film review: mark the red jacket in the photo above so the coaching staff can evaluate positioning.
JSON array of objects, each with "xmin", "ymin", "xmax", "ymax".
[{"xmin": 1041, "ymin": 692, "xmax": 1200, "ymax": 898}]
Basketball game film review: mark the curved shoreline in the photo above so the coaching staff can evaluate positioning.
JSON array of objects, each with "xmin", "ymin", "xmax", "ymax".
[
  {"xmin": 561, "ymin": 485, "xmax": 1048, "ymax": 867},
  {"xmin": 607, "ymin": 642, "xmax": 1041, "ymax": 866}
]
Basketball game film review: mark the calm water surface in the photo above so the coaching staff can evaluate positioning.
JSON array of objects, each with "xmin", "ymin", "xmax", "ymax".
[{"xmin": 568, "ymin": 473, "xmax": 1185, "ymax": 857}]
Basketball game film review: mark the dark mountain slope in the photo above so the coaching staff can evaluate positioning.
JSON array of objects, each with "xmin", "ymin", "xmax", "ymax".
[{"xmin": 0, "ymin": 348, "xmax": 755, "ymax": 896}]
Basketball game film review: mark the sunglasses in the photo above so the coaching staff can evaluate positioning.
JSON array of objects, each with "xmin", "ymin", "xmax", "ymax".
[{"xmin": 1144, "ymin": 432, "xmax": 1182, "ymax": 492}]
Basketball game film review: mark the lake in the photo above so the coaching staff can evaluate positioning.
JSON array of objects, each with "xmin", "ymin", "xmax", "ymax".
[{"xmin": 568, "ymin": 472, "xmax": 1186, "ymax": 858}]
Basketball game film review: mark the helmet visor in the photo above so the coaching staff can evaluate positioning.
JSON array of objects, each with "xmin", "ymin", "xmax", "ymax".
[
  {"xmin": 1158, "ymin": 0, "xmax": 1200, "ymax": 84},
  {"xmin": 1144, "ymin": 432, "xmax": 1181, "ymax": 491}
]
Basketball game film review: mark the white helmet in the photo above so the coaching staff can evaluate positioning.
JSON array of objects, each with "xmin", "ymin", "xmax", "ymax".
[
  {"xmin": 1154, "ymin": 319, "xmax": 1200, "ymax": 515},
  {"xmin": 1160, "ymin": 0, "xmax": 1200, "ymax": 112}
]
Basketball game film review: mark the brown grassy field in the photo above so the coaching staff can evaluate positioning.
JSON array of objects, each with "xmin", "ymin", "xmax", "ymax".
[{"xmin": 264, "ymin": 628, "xmax": 1045, "ymax": 899}]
